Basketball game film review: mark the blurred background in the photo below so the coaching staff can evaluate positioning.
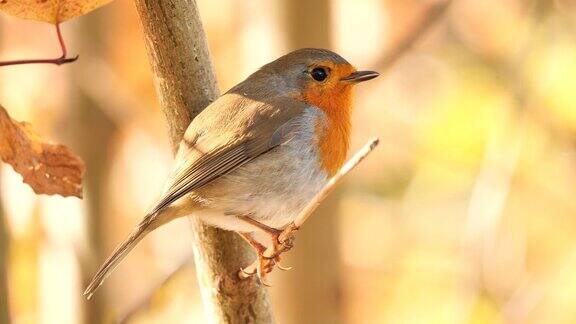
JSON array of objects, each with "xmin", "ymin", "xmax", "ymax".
[{"xmin": 2, "ymin": 0, "xmax": 576, "ymax": 323}]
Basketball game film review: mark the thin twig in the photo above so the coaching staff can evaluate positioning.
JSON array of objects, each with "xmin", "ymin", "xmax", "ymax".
[
  {"xmin": 294, "ymin": 138, "xmax": 380, "ymax": 227},
  {"xmin": 239, "ymin": 138, "xmax": 380, "ymax": 279},
  {"xmin": 119, "ymin": 256, "xmax": 194, "ymax": 323},
  {"xmin": 373, "ymin": 0, "xmax": 452, "ymax": 71},
  {"xmin": 0, "ymin": 23, "xmax": 78, "ymax": 67}
]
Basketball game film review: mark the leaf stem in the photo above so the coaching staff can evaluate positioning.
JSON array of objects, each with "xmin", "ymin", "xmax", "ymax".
[{"xmin": 0, "ymin": 23, "xmax": 79, "ymax": 67}]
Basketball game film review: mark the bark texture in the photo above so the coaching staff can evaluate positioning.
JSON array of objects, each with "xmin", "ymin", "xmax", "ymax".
[{"xmin": 132, "ymin": 0, "xmax": 273, "ymax": 323}]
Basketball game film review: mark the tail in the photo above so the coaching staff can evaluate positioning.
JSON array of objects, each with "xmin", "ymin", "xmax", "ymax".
[{"xmin": 83, "ymin": 214, "xmax": 157, "ymax": 300}]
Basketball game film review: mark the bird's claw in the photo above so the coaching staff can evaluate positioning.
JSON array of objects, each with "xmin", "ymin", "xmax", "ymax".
[
  {"xmin": 277, "ymin": 233, "xmax": 296, "ymax": 252},
  {"xmin": 240, "ymin": 253, "xmax": 279, "ymax": 286},
  {"xmin": 239, "ymin": 236, "xmax": 296, "ymax": 283},
  {"xmin": 276, "ymin": 262, "xmax": 292, "ymax": 271},
  {"xmin": 256, "ymin": 258, "xmax": 273, "ymax": 287}
]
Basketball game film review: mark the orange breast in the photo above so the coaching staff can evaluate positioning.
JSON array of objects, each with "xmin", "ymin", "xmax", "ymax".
[
  {"xmin": 305, "ymin": 85, "xmax": 353, "ymax": 176},
  {"xmin": 296, "ymin": 61, "xmax": 356, "ymax": 176}
]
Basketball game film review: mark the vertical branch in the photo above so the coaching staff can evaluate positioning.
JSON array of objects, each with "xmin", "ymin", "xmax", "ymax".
[
  {"xmin": 457, "ymin": 1, "xmax": 547, "ymax": 321},
  {"xmin": 276, "ymin": 1, "xmax": 342, "ymax": 323},
  {"xmin": 132, "ymin": 0, "xmax": 273, "ymax": 322},
  {"xmin": 66, "ymin": 11, "xmax": 116, "ymax": 324}
]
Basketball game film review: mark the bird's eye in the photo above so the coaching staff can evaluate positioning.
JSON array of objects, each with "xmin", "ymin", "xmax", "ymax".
[{"xmin": 311, "ymin": 67, "xmax": 328, "ymax": 82}]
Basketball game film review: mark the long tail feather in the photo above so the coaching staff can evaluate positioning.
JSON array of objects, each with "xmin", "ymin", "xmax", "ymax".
[{"xmin": 83, "ymin": 214, "xmax": 157, "ymax": 300}]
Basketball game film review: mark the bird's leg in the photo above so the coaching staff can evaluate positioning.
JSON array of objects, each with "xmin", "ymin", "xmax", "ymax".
[
  {"xmin": 237, "ymin": 232, "xmax": 276, "ymax": 285},
  {"xmin": 236, "ymin": 215, "xmax": 296, "ymax": 277},
  {"xmin": 237, "ymin": 215, "xmax": 296, "ymax": 256}
]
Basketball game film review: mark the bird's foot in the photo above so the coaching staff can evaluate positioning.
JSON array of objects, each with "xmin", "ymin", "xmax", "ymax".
[
  {"xmin": 237, "ymin": 225, "xmax": 299, "ymax": 283},
  {"xmin": 239, "ymin": 250, "xmax": 281, "ymax": 286},
  {"xmin": 238, "ymin": 240, "xmax": 286, "ymax": 285},
  {"xmin": 272, "ymin": 227, "xmax": 296, "ymax": 255}
]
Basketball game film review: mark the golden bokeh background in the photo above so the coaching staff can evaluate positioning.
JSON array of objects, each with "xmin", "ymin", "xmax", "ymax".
[{"xmin": 1, "ymin": 0, "xmax": 576, "ymax": 323}]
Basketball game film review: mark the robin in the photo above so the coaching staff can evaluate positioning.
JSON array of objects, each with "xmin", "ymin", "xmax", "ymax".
[{"xmin": 84, "ymin": 48, "xmax": 378, "ymax": 298}]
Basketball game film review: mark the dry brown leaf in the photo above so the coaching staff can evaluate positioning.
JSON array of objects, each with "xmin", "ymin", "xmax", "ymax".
[
  {"xmin": 0, "ymin": 0, "xmax": 114, "ymax": 24},
  {"xmin": 0, "ymin": 105, "xmax": 85, "ymax": 197}
]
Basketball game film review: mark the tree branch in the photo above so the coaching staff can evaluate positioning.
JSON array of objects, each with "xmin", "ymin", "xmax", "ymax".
[
  {"xmin": 132, "ymin": 0, "xmax": 273, "ymax": 322},
  {"xmin": 0, "ymin": 23, "xmax": 78, "ymax": 67},
  {"xmin": 119, "ymin": 256, "xmax": 194, "ymax": 323}
]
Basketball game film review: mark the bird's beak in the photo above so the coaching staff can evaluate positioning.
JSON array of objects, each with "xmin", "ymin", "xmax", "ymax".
[{"xmin": 341, "ymin": 70, "xmax": 379, "ymax": 83}]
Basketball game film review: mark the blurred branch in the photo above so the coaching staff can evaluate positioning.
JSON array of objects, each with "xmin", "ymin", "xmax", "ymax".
[
  {"xmin": 280, "ymin": 1, "xmax": 342, "ymax": 322},
  {"xmin": 119, "ymin": 257, "xmax": 194, "ymax": 323},
  {"xmin": 132, "ymin": 0, "xmax": 273, "ymax": 322},
  {"xmin": 502, "ymin": 273, "xmax": 544, "ymax": 324},
  {"xmin": 463, "ymin": 116, "xmax": 524, "ymax": 262},
  {"xmin": 75, "ymin": 58, "xmax": 144, "ymax": 125},
  {"xmin": 0, "ymin": 24, "xmax": 78, "ymax": 67},
  {"xmin": 372, "ymin": 0, "xmax": 451, "ymax": 72},
  {"xmin": 68, "ymin": 12, "xmax": 117, "ymax": 323},
  {"xmin": 458, "ymin": 2, "xmax": 550, "ymax": 321}
]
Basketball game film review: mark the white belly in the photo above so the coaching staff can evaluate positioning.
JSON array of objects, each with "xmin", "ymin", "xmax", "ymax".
[{"xmin": 193, "ymin": 108, "xmax": 329, "ymax": 232}]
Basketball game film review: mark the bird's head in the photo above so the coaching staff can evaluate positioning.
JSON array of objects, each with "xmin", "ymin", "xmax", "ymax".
[
  {"xmin": 236, "ymin": 48, "xmax": 379, "ymax": 115},
  {"xmin": 277, "ymin": 48, "xmax": 379, "ymax": 114}
]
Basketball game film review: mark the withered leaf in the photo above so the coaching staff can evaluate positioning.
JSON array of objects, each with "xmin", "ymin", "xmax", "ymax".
[
  {"xmin": 0, "ymin": 0, "xmax": 114, "ymax": 24},
  {"xmin": 0, "ymin": 105, "xmax": 85, "ymax": 198}
]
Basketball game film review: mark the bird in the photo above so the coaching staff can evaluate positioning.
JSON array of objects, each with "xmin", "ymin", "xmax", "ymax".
[{"xmin": 84, "ymin": 48, "xmax": 378, "ymax": 299}]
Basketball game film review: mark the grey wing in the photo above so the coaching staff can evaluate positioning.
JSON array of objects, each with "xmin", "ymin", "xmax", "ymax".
[
  {"xmin": 148, "ymin": 97, "xmax": 308, "ymax": 216},
  {"xmin": 149, "ymin": 138, "xmax": 272, "ymax": 215}
]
